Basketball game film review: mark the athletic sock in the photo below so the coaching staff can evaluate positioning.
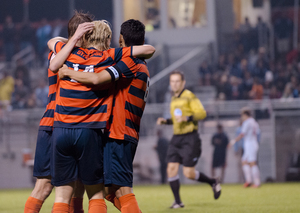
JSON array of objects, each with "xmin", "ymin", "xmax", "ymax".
[
  {"xmin": 197, "ymin": 172, "xmax": 216, "ymax": 186},
  {"xmin": 52, "ymin": 202, "xmax": 69, "ymax": 213},
  {"xmin": 168, "ymin": 175, "xmax": 182, "ymax": 204},
  {"xmin": 119, "ymin": 193, "xmax": 141, "ymax": 213},
  {"xmin": 242, "ymin": 164, "xmax": 252, "ymax": 184},
  {"xmin": 70, "ymin": 197, "xmax": 84, "ymax": 213},
  {"xmin": 88, "ymin": 199, "xmax": 107, "ymax": 213},
  {"xmin": 251, "ymin": 165, "xmax": 261, "ymax": 186},
  {"xmin": 24, "ymin": 196, "xmax": 44, "ymax": 213},
  {"xmin": 105, "ymin": 194, "xmax": 121, "ymax": 211}
]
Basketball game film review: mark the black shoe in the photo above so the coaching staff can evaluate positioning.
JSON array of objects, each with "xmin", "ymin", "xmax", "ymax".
[
  {"xmin": 170, "ymin": 201, "xmax": 185, "ymax": 209},
  {"xmin": 212, "ymin": 178, "xmax": 221, "ymax": 199}
]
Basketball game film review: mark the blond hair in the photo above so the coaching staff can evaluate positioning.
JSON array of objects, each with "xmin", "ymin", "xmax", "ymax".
[{"xmin": 83, "ymin": 20, "xmax": 112, "ymax": 50}]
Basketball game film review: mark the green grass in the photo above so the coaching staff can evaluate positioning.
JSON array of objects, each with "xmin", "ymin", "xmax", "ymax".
[{"xmin": 0, "ymin": 183, "xmax": 300, "ymax": 213}]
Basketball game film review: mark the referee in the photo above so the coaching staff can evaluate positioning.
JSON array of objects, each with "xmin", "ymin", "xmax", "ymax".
[{"xmin": 157, "ymin": 71, "xmax": 221, "ymax": 209}]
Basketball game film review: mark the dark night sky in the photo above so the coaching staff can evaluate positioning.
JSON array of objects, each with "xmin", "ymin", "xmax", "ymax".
[{"xmin": 0, "ymin": 0, "xmax": 112, "ymax": 24}]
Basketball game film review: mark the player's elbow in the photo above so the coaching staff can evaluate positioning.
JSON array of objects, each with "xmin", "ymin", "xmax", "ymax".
[
  {"xmin": 47, "ymin": 39, "xmax": 55, "ymax": 52},
  {"xmin": 91, "ymin": 78, "xmax": 100, "ymax": 85},
  {"xmin": 91, "ymin": 75, "xmax": 103, "ymax": 85},
  {"xmin": 148, "ymin": 45, "xmax": 156, "ymax": 55},
  {"xmin": 197, "ymin": 111, "xmax": 207, "ymax": 120},
  {"xmin": 202, "ymin": 111, "xmax": 207, "ymax": 119},
  {"xmin": 49, "ymin": 64, "xmax": 59, "ymax": 73},
  {"xmin": 144, "ymin": 45, "xmax": 156, "ymax": 59}
]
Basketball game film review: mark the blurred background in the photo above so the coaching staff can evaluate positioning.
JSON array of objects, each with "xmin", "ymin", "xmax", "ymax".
[{"xmin": 0, "ymin": 0, "xmax": 300, "ymax": 189}]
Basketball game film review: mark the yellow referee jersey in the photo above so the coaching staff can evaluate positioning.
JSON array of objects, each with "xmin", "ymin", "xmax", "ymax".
[{"xmin": 169, "ymin": 89, "xmax": 206, "ymax": 135}]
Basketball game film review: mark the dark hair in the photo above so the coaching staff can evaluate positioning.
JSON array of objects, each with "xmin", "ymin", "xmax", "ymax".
[
  {"xmin": 217, "ymin": 124, "xmax": 223, "ymax": 129},
  {"xmin": 68, "ymin": 11, "xmax": 93, "ymax": 38},
  {"xmin": 241, "ymin": 107, "xmax": 251, "ymax": 117},
  {"xmin": 120, "ymin": 19, "xmax": 145, "ymax": 46},
  {"xmin": 170, "ymin": 70, "xmax": 185, "ymax": 81}
]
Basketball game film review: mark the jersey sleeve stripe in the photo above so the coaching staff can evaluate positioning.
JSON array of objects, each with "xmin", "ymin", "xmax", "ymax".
[
  {"xmin": 130, "ymin": 56, "xmax": 145, "ymax": 65},
  {"xmin": 125, "ymin": 101, "xmax": 143, "ymax": 117},
  {"xmin": 55, "ymin": 104, "xmax": 107, "ymax": 116},
  {"xmin": 54, "ymin": 41, "xmax": 65, "ymax": 54},
  {"xmin": 114, "ymin": 47, "xmax": 123, "ymax": 62},
  {"xmin": 128, "ymin": 85, "xmax": 145, "ymax": 100},
  {"xmin": 116, "ymin": 61, "xmax": 134, "ymax": 78},
  {"xmin": 60, "ymin": 88, "xmax": 109, "ymax": 100},
  {"xmin": 136, "ymin": 72, "xmax": 148, "ymax": 83}
]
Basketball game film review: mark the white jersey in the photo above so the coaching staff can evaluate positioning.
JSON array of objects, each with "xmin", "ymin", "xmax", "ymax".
[{"xmin": 241, "ymin": 117, "xmax": 260, "ymax": 145}]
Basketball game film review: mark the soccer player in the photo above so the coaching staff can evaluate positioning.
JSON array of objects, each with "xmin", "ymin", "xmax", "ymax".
[
  {"xmin": 57, "ymin": 19, "xmax": 151, "ymax": 213},
  {"xmin": 156, "ymin": 71, "xmax": 221, "ymax": 209},
  {"xmin": 230, "ymin": 107, "xmax": 261, "ymax": 188},
  {"xmin": 24, "ymin": 11, "xmax": 94, "ymax": 213},
  {"xmin": 47, "ymin": 20, "xmax": 154, "ymax": 213},
  {"xmin": 211, "ymin": 124, "xmax": 229, "ymax": 183}
]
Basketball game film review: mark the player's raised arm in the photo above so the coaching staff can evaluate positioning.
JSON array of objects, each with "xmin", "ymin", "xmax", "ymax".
[
  {"xmin": 132, "ymin": 45, "xmax": 155, "ymax": 59},
  {"xmin": 47, "ymin": 22, "xmax": 95, "ymax": 73}
]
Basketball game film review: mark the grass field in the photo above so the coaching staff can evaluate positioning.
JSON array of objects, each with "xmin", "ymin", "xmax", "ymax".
[{"xmin": 0, "ymin": 183, "xmax": 299, "ymax": 213}]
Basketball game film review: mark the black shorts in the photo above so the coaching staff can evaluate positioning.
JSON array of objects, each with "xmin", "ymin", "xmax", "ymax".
[
  {"xmin": 103, "ymin": 139, "xmax": 137, "ymax": 187},
  {"xmin": 167, "ymin": 131, "xmax": 202, "ymax": 167},
  {"xmin": 51, "ymin": 128, "xmax": 104, "ymax": 186},
  {"xmin": 33, "ymin": 130, "xmax": 52, "ymax": 177}
]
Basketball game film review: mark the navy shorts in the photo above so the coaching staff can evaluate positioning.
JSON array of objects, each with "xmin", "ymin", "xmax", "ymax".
[
  {"xmin": 167, "ymin": 131, "xmax": 202, "ymax": 167},
  {"xmin": 103, "ymin": 139, "xmax": 137, "ymax": 187},
  {"xmin": 33, "ymin": 130, "xmax": 52, "ymax": 177},
  {"xmin": 51, "ymin": 127, "xmax": 104, "ymax": 186}
]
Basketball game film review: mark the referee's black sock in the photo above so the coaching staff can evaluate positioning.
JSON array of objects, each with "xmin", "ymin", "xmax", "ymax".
[
  {"xmin": 168, "ymin": 175, "xmax": 182, "ymax": 204},
  {"xmin": 196, "ymin": 171, "xmax": 216, "ymax": 186}
]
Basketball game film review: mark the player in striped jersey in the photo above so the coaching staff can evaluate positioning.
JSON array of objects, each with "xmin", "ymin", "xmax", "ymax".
[
  {"xmin": 58, "ymin": 19, "xmax": 151, "ymax": 213},
  {"xmin": 24, "ymin": 11, "xmax": 94, "ymax": 213},
  {"xmin": 47, "ymin": 20, "xmax": 155, "ymax": 213}
]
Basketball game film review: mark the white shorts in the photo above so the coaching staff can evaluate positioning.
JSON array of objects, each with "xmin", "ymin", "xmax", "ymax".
[{"xmin": 242, "ymin": 142, "xmax": 259, "ymax": 163}]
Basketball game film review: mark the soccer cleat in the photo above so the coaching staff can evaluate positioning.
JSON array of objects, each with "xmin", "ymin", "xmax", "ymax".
[
  {"xmin": 212, "ymin": 179, "xmax": 221, "ymax": 200},
  {"xmin": 170, "ymin": 201, "xmax": 185, "ymax": 209},
  {"xmin": 243, "ymin": 182, "xmax": 252, "ymax": 188}
]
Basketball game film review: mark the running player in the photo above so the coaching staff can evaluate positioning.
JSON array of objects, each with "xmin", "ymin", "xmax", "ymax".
[
  {"xmin": 156, "ymin": 71, "xmax": 221, "ymax": 209},
  {"xmin": 47, "ymin": 20, "xmax": 155, "ymax": 213},
  {"xmin": 230, "ymin": 107, "xmax": 261, "ymax": 188},
  {"xmin": 57, "ymin": 19, "xmax": 151, "ymax": 213},
  {"xmin": 24, "ymin": 11, "xmax": 93, "ymax": 213}
]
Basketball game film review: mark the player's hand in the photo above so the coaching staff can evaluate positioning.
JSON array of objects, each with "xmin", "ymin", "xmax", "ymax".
[
  {"xmin": 58, "ymin": 64, "xmax": 70, "ymax": 79},
  {"xmin": 157, "ymin": 117, "xmax": 167, "ymax": 125},
  {"xmin": 228, "ymin": 139, "xmax": 236, "ymax": 148},
  {"xmin": 71, "ymin": 22, "xmax": 95, "ymax": 42},
  {"xmin": 175, "ymin": 115, "xmax": 188, "ymax": 123}
]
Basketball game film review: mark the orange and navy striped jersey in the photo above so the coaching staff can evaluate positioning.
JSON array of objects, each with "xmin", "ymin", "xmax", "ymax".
[
  {"xmin": 39, "ymin": 51, "xmax": 58, "ymax": 131},
  {"xmin": 53, "ymin": 41, "xmax": 132, "ymax": 129},
  {"xmin": 106, "ymin": 57, "xmax": 150, "ymax": 144}
]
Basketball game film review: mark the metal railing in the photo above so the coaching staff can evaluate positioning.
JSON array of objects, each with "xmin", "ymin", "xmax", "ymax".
[{"xmin": 11, "ymin": 45, "xmax": 35, "ymax": 68}]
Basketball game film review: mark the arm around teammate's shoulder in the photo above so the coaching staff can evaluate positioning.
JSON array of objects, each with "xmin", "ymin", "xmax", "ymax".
[
  {"xmin": 132, "ymin": 45, "xmax": 156, "ymax": 59},
  {"xmin": 58, "ymin": 65, "xmax": 112, "ymax": 85}
]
